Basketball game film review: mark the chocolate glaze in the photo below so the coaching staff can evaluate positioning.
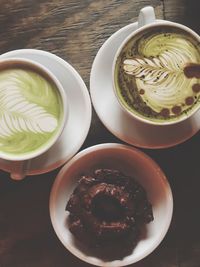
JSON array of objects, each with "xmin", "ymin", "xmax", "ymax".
[{"xmin": 66, "ymin": 169, "xmax": 153, "ymax": 251}]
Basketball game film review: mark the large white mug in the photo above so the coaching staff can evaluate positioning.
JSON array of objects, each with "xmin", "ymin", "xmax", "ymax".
[
  {"xmin": 0, "ymin": 57, "xmax": 67, "ymax": 180},
  {"xmin": 112, "ymin": 6, "xmax": 200, "ymax": 126}
]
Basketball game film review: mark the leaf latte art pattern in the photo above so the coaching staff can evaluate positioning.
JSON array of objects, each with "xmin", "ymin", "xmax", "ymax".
[
  {"xmin": 0, "ymin": 69, "xmax": 62, "ymax": 155},
  {"xmin": 0, "ymin": 92, "xmax": 57, "ymax": 137},
  {"xmin": 122, "ymin": 31, "xmax": 200, "ymax": 118}
]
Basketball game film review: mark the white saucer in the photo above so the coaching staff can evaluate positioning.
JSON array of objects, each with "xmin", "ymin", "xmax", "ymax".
[
  {"xmin": 0, "ymin": 49, "xmax": 92, "ymax": 175},
  {"xmin": 90, "ymin": 21, "xmax": 200, "ymax": 148}
]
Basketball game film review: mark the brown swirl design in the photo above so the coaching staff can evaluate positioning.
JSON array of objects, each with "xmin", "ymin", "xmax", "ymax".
[
  {"xmin": 123, "ymin": 32, "xmax": 200, "ymax": 117},
  {"xmin": 115, "ymin": 27, "xmax": 200, "ymax": 121}
]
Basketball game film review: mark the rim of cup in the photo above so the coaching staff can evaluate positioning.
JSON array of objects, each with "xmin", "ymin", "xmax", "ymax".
[
  {"xmin": 112, "ymin": 20, "xmax": 200, "ymax": 126},
  {"xmin": 0, "ymin": 57, "xmax": 67, "ymax": 161}
]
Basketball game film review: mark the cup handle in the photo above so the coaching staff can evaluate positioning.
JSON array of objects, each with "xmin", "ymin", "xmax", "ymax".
[
  {"xmin": 138, "ymin": 6, "xmax": 156, "ymax": 28},
  {"xmin": 10, "ymin": 160, "xmax": 31, "ymax": 180}
]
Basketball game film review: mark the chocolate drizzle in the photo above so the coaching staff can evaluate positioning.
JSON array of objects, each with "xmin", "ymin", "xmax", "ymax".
[
  {"xmin": 192, "ymin": 83, "xmax": 200, "ymax": 93},
  {"xmin": 184, "ymin": 63, "xmax": 200, "ymax": 78}
]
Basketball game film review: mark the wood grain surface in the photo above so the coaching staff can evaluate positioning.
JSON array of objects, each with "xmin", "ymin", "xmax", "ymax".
[{"xmin": 0, "ymin": 0, "xmax": 200, "ymax": 266}]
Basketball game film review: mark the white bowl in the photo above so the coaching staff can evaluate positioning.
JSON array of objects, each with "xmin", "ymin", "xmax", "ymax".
[{"xmin": 49, "ymin": 143, "xmax": 173, "ymax": 266}]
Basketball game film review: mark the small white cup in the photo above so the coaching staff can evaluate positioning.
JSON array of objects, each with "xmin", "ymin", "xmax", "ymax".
[
  {"xmin": 0, "ymin": 58, "xmax": 67, "ymax": 180},
  {"xmin": 112, "ymin": 6, "xmax": 200, "ymax": 126}
]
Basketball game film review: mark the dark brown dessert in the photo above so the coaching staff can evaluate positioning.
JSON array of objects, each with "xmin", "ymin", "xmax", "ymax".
[{"xmin": 66, "ymin": 169, "xmax": 153, "ymax": 254}]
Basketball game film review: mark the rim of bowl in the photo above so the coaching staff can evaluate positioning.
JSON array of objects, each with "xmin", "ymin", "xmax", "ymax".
[{"xmin": 49, "ymin": 143, "xmax": 173, "ymax": 267}]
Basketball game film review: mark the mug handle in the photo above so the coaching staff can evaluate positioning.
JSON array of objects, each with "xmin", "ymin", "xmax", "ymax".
[
  {"xmin": 138, "ymin": 6, "xmax": 156, "ymax": 28},
  {"xmin": 10, "ymin": 160, "xmax": 31, "ymax": 180}
]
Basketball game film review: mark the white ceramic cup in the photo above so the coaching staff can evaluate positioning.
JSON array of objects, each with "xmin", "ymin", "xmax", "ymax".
[
  {"xmin": 112, "ymin": 6, "xmax": 200, "ymax": 126},
  {"xmin": 0, "ymin": 57, "xmax": 67, "ymax": 180}
]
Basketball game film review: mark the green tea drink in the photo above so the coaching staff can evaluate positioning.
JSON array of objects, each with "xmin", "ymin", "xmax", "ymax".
[
  {"xmin": 0, "ymin": 63, "xmax": 64, "ymax": 157},
  {"xmin": 114, "ymin": 25, "xmax": 200, "ymax": 123}
]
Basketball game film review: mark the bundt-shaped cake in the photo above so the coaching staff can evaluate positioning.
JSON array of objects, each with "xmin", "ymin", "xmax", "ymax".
[{"xmin": 66, "ymin": 169, "xmax": 153, "ymax": 248}]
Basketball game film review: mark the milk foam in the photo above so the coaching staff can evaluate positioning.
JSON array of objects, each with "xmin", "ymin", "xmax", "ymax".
[
  {"xmin": 123, "ymin": 33, "xmax": 200, "ymax": 115},
  {"xmin": 115, "ymin": 27, "xmax": 200, "ymax": 121},
  {"xmin": 0, "ymin": 68, "xmax": 62, "ymax": 155}
]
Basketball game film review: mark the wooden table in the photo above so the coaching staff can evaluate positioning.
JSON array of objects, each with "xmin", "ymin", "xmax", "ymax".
[{"xmin": 0, "ymin": 1, "xmax": 200, "ymax": 266}]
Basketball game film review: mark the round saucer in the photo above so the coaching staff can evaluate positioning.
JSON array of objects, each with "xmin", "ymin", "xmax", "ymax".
[
  {"xmin": 0, "ymin": 49, "xmax": 92, "ymax": 175},
  {"xmin": 90, "ymin": 21, "xmax": 200, "ymax": 149}
]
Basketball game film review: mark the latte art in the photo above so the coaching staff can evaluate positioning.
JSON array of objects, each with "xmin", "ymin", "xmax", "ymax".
[
  {"xmin": 123, "ymin": 33, "xmax": 200, "ymax": 116},
  {"xmin": 0, "ymin": 68, "xmax": 63, "ymax": 156},
  {"xmin": 115, "ymin": 26, "xmax": 200, "ymax": 122}
]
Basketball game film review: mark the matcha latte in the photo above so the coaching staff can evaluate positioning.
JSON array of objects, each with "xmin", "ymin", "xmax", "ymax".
[
  {"xmin": 0, "ymin": 61, "xmax": 64, "ymax": 158},
  {"xmin": 114, "ymin": 25, "xmax": 200, "ymax": 123}
]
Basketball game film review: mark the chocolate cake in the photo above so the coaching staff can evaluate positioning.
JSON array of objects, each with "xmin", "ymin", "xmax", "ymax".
[{"xmin": 66, "ymin": 169, "xmax": 153, "ymax": 251}]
